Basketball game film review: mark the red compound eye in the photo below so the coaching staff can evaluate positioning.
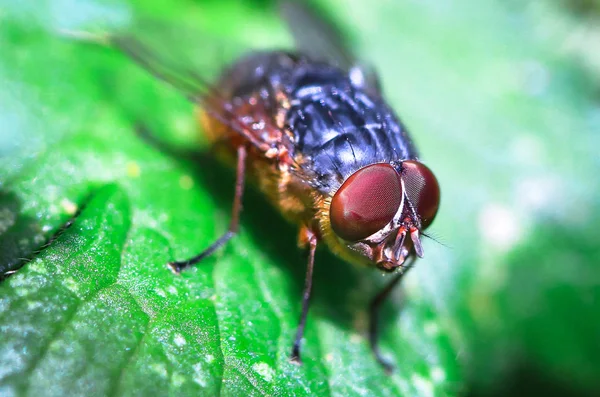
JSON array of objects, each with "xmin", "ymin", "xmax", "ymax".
[
  {"xmin": 401, "ymin": 160, "xmax": 440, "ymax": 229},
  {"xmin": 330, "ymin": 164, "xmax": 402, "ymax": 242}
]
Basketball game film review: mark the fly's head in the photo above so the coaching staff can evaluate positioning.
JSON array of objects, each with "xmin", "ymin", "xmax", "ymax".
[{"xmin": 326, "ymin": 161, "xmax": 440, "ymax": 272}]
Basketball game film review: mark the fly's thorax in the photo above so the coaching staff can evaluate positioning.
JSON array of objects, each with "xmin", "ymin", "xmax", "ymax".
[{"xmin": 285, "ymin": 61, "xmax": 418, "ymax": 194}]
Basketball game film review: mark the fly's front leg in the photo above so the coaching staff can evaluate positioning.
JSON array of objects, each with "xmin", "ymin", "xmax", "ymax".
[
  {"xmin": 369, "ymin": 256, "xmax": 416, "ymax": 373},
  {"xmin": 168, "ymin": 145, "xmax": 248, "ymax": 274},
  {"xmin": 290, "ymin": 226, "xmax": 318, "ymax": 364}
]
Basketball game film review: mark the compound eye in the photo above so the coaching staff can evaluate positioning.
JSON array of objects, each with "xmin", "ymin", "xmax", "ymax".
[
  {"xmin": 401, "ymin": 160, "xmax": 440, "ymax": 229},
  {"xmin": 330, "ymin": 164, "xmax": 402, "ymax": 242}
]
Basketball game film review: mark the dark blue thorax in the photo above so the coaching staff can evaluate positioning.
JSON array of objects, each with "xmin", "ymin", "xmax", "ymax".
[{"xmin": 283, "ymin": 62, "xmax": 417, "ymax": 191}]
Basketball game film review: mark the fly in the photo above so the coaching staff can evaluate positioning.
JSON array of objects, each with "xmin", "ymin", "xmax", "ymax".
[{"xmin": 88, "ymin": 1, "xmax": 441, "ymax": 372}]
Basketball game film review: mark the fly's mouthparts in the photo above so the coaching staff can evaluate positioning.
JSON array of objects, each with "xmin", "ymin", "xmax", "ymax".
[
  {"xmin": 393, "ymin": 227, "xmax": 407, "ymax": 261},
  {"xmin": 373, "ymin": 223, "xmax": 424, "ymax": 271},
  {"xmin": 373, "ymin": 241, "xmax": 394, "ymax": 272},
  {"xmin": 410, "ymin": 227, "xmax": 424, "ymax": 258}
]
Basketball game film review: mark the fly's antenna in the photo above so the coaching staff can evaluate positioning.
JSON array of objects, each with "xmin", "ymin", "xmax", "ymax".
[{"xmin": 420, "ymin": 231, "xmax": 450, "ymax": 249}]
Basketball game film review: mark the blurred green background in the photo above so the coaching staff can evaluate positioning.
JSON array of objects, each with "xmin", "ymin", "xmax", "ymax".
[{"xmin": 1, "ymin": 0, "xmax": 599, "ymax": 396}]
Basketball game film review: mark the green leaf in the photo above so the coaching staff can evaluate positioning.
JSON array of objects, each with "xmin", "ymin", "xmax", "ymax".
[{"xmin": 1, "ymin": 0, "xmax": 598, "ymax": 396}]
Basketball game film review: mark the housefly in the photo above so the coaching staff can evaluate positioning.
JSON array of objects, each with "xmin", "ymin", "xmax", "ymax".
[{"xmin": 93, "ymin": 1, "xmax": 441, "ymax": 371}]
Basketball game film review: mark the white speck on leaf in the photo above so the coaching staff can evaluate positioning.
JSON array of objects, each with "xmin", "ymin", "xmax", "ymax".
[
  {"xmin": 172, "ymin": 372, "xmax": 186, "ymax": 388},
  {"xmin": 431, "ymin": 366, "xmax": 446, "ymax": 383},
  {"xmin": 28, "ymin": 260, "xmax": 48, "ymax": 275},
  {"xmin": 13, "ymin": 286, "xmax": 28, "ymax": 297},
  {"xmin": 167, "ymin": 285, "xmax": 178, "ymax": 295},
  {"xmin": 26, "ymin": 300, "xmax": 43, "ymax": 310},
  {"xmin": 63, "ymin": 277, "xmax": 80, "ymax": 294},
  {"xmin": 252, "ymin": 362, "xmax": 275, "ymax": 382},
  {"xmin": 411, "ymin": 374, "xmax": 434, "ymax": 397},
  {"xmin": 174, "ymin": 333, "xmax": 186, "ymax": 347},
  {"xmin": 150, "ymin": 363, "xmax": 168, "ymax": 378},
  {"xmin": 192, "ymin": 363, "xmax": 207, "ymax": 387},
  {"xmin": 60, "ymin": 198, "xmax": 77, "ymax": 215}
]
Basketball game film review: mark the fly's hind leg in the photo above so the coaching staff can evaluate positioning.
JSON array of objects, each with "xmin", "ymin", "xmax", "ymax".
[
  {"xmin": 168, "ymin": 145, "xmax": 248, "ymax": 274},
  {"xmin": 290, "ymin": 226, "xmax": 318, "ymax": 364}
]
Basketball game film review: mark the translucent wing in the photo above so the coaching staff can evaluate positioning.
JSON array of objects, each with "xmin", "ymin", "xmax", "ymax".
[
  {"xmin": 111, "ymin": 34, "xmax": 212, "ymax": 103},
  {"xmin": 278, "ymin": 0, "xmax": 355, "ymax": 70},
  {"xmin": 68, "ymin": 19, "xmax": 280, "ymax": 152},
  {"xmin": 278, "ymin": 0, "xmax": 381, "ymax": 94},
  {"xmin": 108, "ymin": 19, "xmax": 249, "ymax": 101}
]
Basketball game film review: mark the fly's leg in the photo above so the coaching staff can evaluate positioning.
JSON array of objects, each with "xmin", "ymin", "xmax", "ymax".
[
  {"xmin": 290, "ymin": 227, "xmax": 318, "ymax": 364},
  {"xmin": 168, "ymin": 145, "xmax": 247, "ymax": 274},
  {"xmin": 369, "ymin": 256, "xmax": 416, "ymax": 373}
]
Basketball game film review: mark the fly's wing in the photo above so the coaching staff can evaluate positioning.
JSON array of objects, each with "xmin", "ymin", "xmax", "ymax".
[
  {"xmin": 65, "ymin": 19, "xmax": 279, "ymax": 152},
  {"xmin": 110, "ymin": 30, "xmax": 218, "ymax": 103},
  {"xmin": 279, "ymin": 0, "xmax": 354, "ymax": 70},
  {"xmin": 278, "ymin": 0, "xmax": 381, "ymax": 95}
]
